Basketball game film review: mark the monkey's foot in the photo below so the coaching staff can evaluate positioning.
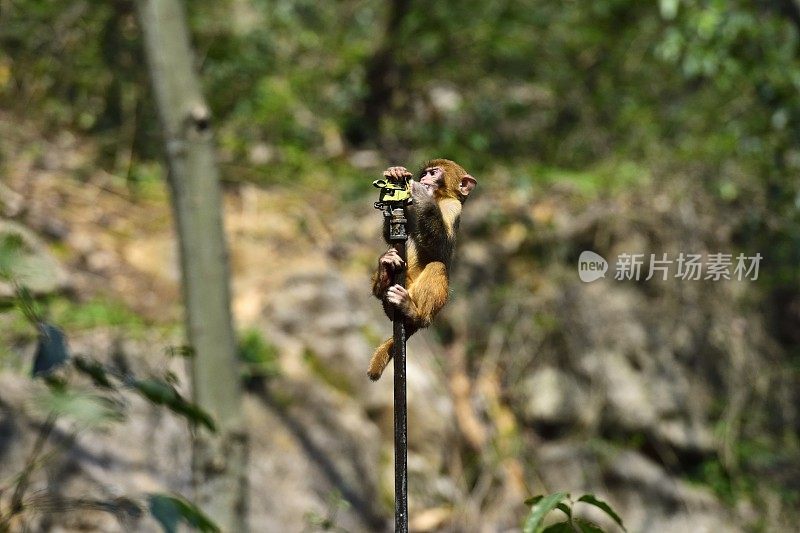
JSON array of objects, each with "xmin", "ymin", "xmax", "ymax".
[{"xmin": 386, "ymin": 284, "xmax": 413, "ymax": 317}]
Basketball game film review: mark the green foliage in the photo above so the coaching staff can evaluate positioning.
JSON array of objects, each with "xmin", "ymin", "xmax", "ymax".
[
  {"xmin": 34, "ymin": 382, "xmax": 124, "ymax": 428},
  {"xmin": 166, "ymin": 344, "xmax": 196, "ymax": 358},
  {"xmin": 531, "ymin": 160, "xmax": 650, "ymax": 198},
  {"xmin": 686, "ymin": 433, "xmax": 785, "ymax": 506},
  {"xmin": 8, "ymin": 283, "xmax": 44, "ymax": 326},
  {"xmin": 238, "ymin": 328, "xmax": 280, "ymax": 378},
  {"xmin": 132, "ymin": 378, "xmax": 216, "ymax": 432},
  {"xmin": 49, "ymin": 297, "xmax": 147, "ymax": 332},
  {"xmin": 31, "ymin": 323, "xmax": 69, "ymax": 377},
  {"xmin": 0, "ymin": 234, "xmax": 25, "ymax": 278},
  {"xmin": 653, "ymin": 0, "xmax": 800, "ymax": 288},
  {"xmin": 0, "ymin": 280, "xmax": 217, "ymax": 528},
  {"xmin": 126, "ymin": 160, "xmax": 167, "ymax": 197},
  {"xmin": 524, "ymin": 493, "xmax": 569, "ymax": 533},
  {"xmin": 73, "ymin": 355, "xmax": 114, "ymax": 388},
  {"xmin": 523, "ymin": 493, "xmax": 626, "ymax": 533},
  {"xmin": 3, "ymin": 0, "xmax": 798, "ymax": 256},
  {"xmin": 2, "ymin": 282, "xmax": 214, "ymax": 431},
  {"xmin": 689, "ymin": 457, "xmax": 737, "ymax": 504},
  {"xmin": 0, "ymin": 0, "xmax": 143, "ymax": 136},
  {"xmin": 575, "ymin": 495, "xmax": 625, "ymax": 529},
  {"xmin": 303, "ymin": 489, "xmax": 351, "ymax": 532},
  {"xmin": 148, "ymin": 493, "xmax": 220, "ymax": 533},
  {"xmin": 303, "ymin": 348, "xmax": 354, "ymax": 396}
]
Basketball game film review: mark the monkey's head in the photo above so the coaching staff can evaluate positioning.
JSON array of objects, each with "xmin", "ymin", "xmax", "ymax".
[{"xmin": 415, "ymin": 159, "xmax": 477, "ymax": 203}]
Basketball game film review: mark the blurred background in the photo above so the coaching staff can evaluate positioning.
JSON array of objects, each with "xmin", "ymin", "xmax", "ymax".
[{"xmin": 1, "ymin": 0, "xmax": 800, "ymax": 531}]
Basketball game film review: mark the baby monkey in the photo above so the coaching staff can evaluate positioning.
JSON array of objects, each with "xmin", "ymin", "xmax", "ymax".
[{"xmin": 368, "ymin": 159, "xmax": 477, "ymax": 380}]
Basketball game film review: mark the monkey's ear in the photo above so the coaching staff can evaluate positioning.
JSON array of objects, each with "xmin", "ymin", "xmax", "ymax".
[{"xmin": 459, "ymin": 174, "xmax": 477, "ymax": 197}]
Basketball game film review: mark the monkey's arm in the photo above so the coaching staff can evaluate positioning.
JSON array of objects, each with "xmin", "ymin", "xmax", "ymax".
[
  {"xmin": 372, "ymin": 247, "xmax": 403, "ymax": 299},
  {"xmin": 372, "ymin": 267, "xmax": 390, "ymax": 299},
  {"xmin": 373, "ymin": 165, "xmax": 413, "ymax": 298},
  {"xmin": 386, "ymin": 261, "xmax": 449, "ymax": 329}
]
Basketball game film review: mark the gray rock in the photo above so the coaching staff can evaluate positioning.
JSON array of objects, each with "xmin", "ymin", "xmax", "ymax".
[{"xmin": 517, "ymin": 366, "xmax": 591, "ymax": 426}]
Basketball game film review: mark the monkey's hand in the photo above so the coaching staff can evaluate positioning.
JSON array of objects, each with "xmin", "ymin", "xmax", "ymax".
[
  {"xmin": 379, "ymin": 248, "xmax": 405, "ymax": 270},
  {"xmin": 383, "ymin": 166, "xmax": 412, "ymax": 182},
  {"xmin": 386, "ymin": 284, "xmax": 415, "ymax": 318},
  {"xmin": 373, "ymin": 248, "xmax": 404, "ymax": 299}
]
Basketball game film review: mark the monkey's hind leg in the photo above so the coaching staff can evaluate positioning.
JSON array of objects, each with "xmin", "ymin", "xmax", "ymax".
[{"xmin": 367, "ymin": 337, "xmax": 394, "ymax": 381}]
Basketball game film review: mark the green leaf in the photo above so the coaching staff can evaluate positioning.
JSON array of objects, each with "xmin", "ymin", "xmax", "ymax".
[
  {"xmin": 169, "ymin": 397, "xmax": 216, "ymax": 433},
  {"xmin": 238, "ymin": 329, "xmax": 280, "ymax": 378},
  {"xmin": 523, "ymin": 492, "xmax": 569, "ymax": 533},
  {"xmin": 148, "ymin": 494, "xmax": 180, "ymax": 533},
  {"xmin": 574, "ymin": 518, "xmax": 605, "ymax": 533},
  {"xmin": 35, "ymin": 387, "xmax": 123, "ymax": 427},
  {"xmin": 577, "ymin": 495, "xmax": 626, "ymax": 531},
  {"xmin": 32, "ymin": 323, "xmax": 70, "ymax": 377},
  {"xmin": 16, "ymin": 285, "xmax": 42, "ymax": 324},
  {"xmin": 0, "ymin": 233, "xmax": 24, "ymax": 278},
  {"xmin": 132, "ymin": 379, "xmax": 216, "ymax": 432},
  {"xmin": 542, "ymin": 522, "xmax": 574, "ymax": 533},
  {"xmin": 148, "ymin": 493, "xmax": 220, "ymax": 533},
  {"xmin": 556, "ymin": 502, "xmax": 572, "ymax": 518},
  {"xmin": 133, "ymin": 379, "xmax": 179, "ymax": 405},
  {"xmin": 165, "ymin": 345, "xmax": 196, "ymax": 358},
  {"xmin": 73, "ymin": 356, "xmax": 114, "ymax": 389}
]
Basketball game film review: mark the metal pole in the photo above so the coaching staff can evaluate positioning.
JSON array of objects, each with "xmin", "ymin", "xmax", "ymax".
[
  {"xmin": 374, "ymin": 189, "xmax": 411, "ymax": 533},
  {"xmin": 392, "ymin": 234, "xmax": 408, "ymax": 533}
]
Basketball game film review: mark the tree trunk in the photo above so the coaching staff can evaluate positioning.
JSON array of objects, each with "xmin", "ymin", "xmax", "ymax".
[
  {"xmin": 345, "ymin": 0, "xmax": 412, "ymax": 145},
  {"xmin": 135, "ymin": 1, "xmax": 247, "ymax": 530}
]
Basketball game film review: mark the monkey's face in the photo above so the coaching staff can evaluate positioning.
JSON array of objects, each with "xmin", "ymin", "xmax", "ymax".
[{"xmin": 415, "ymin": 166, "xmax": 444, "ymax": 197}]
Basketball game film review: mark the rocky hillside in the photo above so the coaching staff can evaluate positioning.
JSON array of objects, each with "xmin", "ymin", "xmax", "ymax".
[{"xmin": 1, "ymin": 113, "xmax": 798, "ymax": 532}]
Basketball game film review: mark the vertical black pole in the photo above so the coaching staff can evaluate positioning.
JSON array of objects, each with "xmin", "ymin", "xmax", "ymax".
[
  {"xmin": 392, "ymin": 235, "xmax": 408, "ymax": 533},
  {"xmin": 375, "ymin": 189, "xmax": 410, "ymax": 532}
]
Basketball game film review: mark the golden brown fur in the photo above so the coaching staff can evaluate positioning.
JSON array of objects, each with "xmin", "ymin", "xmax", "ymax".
[{"xmin": 368, "ymin": 159, "xmax": 476, "ymax": 380}]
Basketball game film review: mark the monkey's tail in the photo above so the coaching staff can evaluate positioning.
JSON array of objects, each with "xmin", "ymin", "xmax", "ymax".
[{"xmin": 367, "ymin": 337, "xmax": 394, "ymax": 381}]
